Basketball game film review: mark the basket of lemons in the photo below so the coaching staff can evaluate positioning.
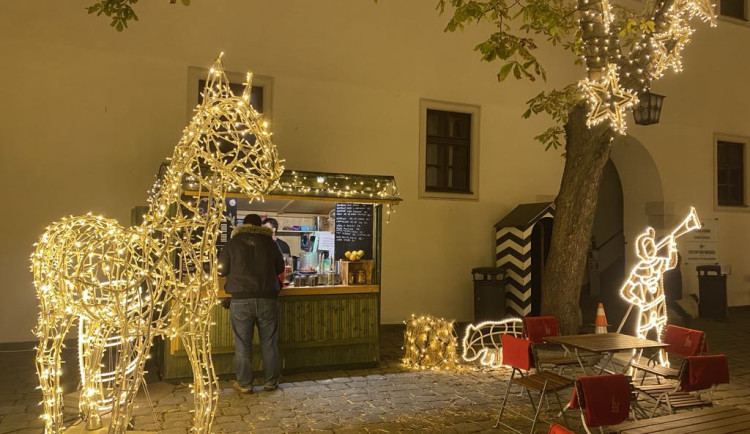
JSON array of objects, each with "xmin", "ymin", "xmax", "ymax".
[{"xmin": 344, "ymin": 250, "xmax": 365, "ymax": 262}]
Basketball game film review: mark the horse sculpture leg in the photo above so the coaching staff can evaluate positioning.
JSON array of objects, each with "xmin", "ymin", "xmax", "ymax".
[
  {"xmin": 107, "ymin": 327, "xmax": 152, "ymax": 433},
  {"xmin": 35, "ymin": 307, "xmax": 74, "ymax": 433},
  {"xmin": 181, "ymin": 323, "xmax": 219, "ymax": 433},
  {"xmin": 78, "ymin": 319, "xmax": 113, "ymax": 430}
]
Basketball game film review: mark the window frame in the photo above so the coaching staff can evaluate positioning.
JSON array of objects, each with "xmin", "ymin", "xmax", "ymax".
[
  {"xmin": 718, "ymin": 0, "xmax": 749, "ymax": 25},
  {"xmin": 187, "ymin": 66, "xmax": 274, "ymax": 122},
  {"xmin": 418, "ymin": 99, "xmax": 480, "ymax": 200},
  {"xmin": 714, "ymin": 133, "xmax": 750, "ymax": 211}
]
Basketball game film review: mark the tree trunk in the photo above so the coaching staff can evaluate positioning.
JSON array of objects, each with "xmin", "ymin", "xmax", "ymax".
[{"xmin": 541, "ymin": 102, "xmax": 614, "ymax": 334}]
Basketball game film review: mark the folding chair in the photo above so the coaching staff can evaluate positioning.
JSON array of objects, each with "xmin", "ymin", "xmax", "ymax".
[
  {"xmin": 570, "ymin": 374, "xmax": 633, "ymax": 434},
  {"xmin": 495, "ymin": 334, "xmax": 574, "ymax": 433},
  {"xmin": 631, "ymin": 324, "xmax": 707, "ymax": 384},
  {"xmin": 548, "ymin": 424, "xmax": 575, "ymax": 434},
  {"xmin": 523, "ymin": 316, "xmax": 584, "ymax": 373},
  {"xmin": 635, "ymin": 354, "xmax": 730, "ymax": 417}
]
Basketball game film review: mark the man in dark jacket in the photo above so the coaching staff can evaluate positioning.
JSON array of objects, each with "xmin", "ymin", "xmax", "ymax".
[{"xmin": 218, "ymin": 213, "xmax": 284, "ymax": 393}]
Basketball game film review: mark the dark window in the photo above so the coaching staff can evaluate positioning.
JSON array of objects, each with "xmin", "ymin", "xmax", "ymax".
[
  {"xmin": 425, "ymin": 109, "xmax": 472, "ymax": 193},
  {"xmin": 717, "ymin": 140, "xmax": 745, "ymax": 206},
  {"xmin": 720, "ymin": 0, "xmax": 746, "ymax": 19},
  {"xmin": 198, "ymin": 80, "xmax": 264, "ymax": 112}
]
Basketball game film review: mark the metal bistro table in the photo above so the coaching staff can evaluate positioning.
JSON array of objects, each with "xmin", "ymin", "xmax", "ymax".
[
  {"xmin": 545, "ymin": 333, "xmax": 668, "ymax": 375},
  {"xmin": 614, "ymin": 406, "xmax": 750, "ymax": 433}
]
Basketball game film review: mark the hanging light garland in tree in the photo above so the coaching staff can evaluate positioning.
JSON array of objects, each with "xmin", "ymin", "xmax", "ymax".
[
  {"xmin": 576, "ymin": 0, "xmax": 717, "ymax": 133},
  {"xmin": 31, "ymin": 53, "xmax": 283, "ymax": 433}
]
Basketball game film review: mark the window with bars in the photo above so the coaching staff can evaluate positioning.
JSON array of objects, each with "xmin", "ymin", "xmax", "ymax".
[
  {"xmin": 717, "ymin": 140, "xmax": 745, "ymax": 207},
  {"xmin": 424, "ymin": 109, "xmax": 472, "ymax": 194}
]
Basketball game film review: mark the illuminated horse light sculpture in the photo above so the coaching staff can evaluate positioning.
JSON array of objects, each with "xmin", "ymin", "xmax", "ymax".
[{"xmin": 31, "ymin": 54, "xmax": 283, "ymax": 433}]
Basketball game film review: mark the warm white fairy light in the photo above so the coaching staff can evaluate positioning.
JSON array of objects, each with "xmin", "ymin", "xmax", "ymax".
[
  {"xmin": 402, "ymin": 314, "xmax": 459, "ymax": 371},
  {"xmin": 650, "ymin": 15, "xmax": 693, "ymax": 78},
  {"xmin": 619, "ymin": 207, "xmax": 700, "ymax": 366},
  {"xmin": 576, "ymin": 0, "xmax": 716, "ymax": 132},
  {"xmin": 579, "ymin": 64, "xmax": 638, "ymax": 134},
  {"xmin": 461, "ymin": 319, "xmax": 523, "ymax": 369},
  {"xmin": 30, "ymin": 54, "xmax": 283, "ymax": 433}
]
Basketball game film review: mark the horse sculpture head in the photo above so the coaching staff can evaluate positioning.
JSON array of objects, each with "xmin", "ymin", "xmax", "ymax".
[{"xmin": 184, "ymin": 53, "xmax": 283, "ymax": 199}]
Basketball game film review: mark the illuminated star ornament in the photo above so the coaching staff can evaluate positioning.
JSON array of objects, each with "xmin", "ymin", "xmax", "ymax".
[
  {"xmin": 31, "ymin": 54, "xmax": 283, "ymax": 433},
  {"xmin": 674, "ymin": 0, "xmax": 718, "ymax": 25},
  {"xmin": 580, "ymin": 64, "xmax": 638, "ymax": 134},
  {"xmin": 650, "ymin": 17, "xmax": 693, "ymax": 78}
]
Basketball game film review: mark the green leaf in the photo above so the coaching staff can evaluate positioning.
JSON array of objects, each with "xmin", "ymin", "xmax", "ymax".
[
  {"xmin": 512, "ymin": 63, "xmax": 521, "ymax": 79},
  {"xmin": 181, "ymin": 0, "xmax": 191, "ymax": 5},
  {"xmin": 497, "ymin": 62, "xmax": 514, "ymax": 81}
]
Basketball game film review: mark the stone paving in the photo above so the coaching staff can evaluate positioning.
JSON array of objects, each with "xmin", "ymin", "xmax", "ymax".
[{"xmin": 1, "ymin": 308, "xmax": 749, "ymax": 433}]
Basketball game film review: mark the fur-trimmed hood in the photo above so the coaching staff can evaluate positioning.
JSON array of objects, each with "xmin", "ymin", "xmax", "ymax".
[{"xmin": 231, "ymin": 224, "xmax": 273, "ymax": 238}]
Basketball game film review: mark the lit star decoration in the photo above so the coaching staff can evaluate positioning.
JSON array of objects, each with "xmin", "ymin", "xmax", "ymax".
[
  {"xmin": 674, "ymin": 0, "xmax": 718, "ymax": 25},
  {"xmin": 580, "ymin": 64, "xmax": 638, "ymax": 134},
  {"xmin": 619, "ymin": 207, "xmax": 700, "ymax": 366},
  {"xmin": 576, "ymin": 0, "xmax": 716, "ymax": 132},
  {"xmin": 402, "ymin": 314, "xmax": 459, "ymax": 370},
  {"xmin": 30, "ymin": 53, "xmax": 283, "ymax": 433},
  {"xmin": 650, "ymin": 16, "xmax": 694, "ymax": 77},
  {"xmin": 461, "ymin": 319, "xmax": 523, "ymax": 369}
]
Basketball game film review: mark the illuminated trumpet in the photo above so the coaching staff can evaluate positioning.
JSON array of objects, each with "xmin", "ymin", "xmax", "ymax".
[{"xmin": 654, "ymin": 206, "xmax": 701, "ymax": 250}]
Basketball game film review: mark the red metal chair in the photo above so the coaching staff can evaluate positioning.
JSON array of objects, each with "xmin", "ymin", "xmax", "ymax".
[
  {"xmin": 523, "ymin": 316, "xmax": 583, "ymax": 373},
  {"xmin": 635, "ymin": 354, "xmax": 730, "ymax": 417},
  {"xmin": 548, "ymin": 424, "xmax": 575, "ymax": 434},
  {"xmin": 571, "ymin": 374, "xmax": 632, "ymax": 434},
  {"xmin": 632, "ymin": 324, "xmax": 707, "ymax": 383},
  {"xmin": 495, "ymin": 334, "xmax": 574, "ymax": 433}
]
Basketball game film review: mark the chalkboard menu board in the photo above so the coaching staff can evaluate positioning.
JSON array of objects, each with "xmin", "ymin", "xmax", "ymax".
[{"xmin": 334, "ymin": 203, "xmax": 373, "ymax": 261}]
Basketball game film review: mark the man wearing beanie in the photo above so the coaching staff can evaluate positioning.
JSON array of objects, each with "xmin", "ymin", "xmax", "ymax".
[{"xmin": 218, "ymin": 213, "xmax": 284, "ymax": 393}]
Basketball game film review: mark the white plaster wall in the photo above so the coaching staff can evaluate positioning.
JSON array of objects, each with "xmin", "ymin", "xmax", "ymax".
[
  {"xmin": 0, "ymin": 1, "xmax": 746, "ymax": 343},
  {"xmin": 627, "ymin": 19, "xmax": 750, "ymax": 307},
  {"xmin": 0, "ymin": 1, "xmax": 576, "ymax": 342}
]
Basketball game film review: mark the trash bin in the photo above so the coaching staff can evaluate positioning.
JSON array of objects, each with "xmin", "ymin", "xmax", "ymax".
[
  {"xmin": 472, "ymin": 267, "xmax": 506, "ymax": 321},
  {"xmin": 696, "ymin": 265, "xmax": 728, "ymax": 319}
]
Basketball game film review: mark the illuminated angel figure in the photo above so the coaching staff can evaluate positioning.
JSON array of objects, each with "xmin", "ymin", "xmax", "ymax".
[
  {"xmin": 30, "ymin": 54, "xmax": 283, "ymax": 433},
  {"xmin": 619, "ymin": 208, "xmax": 700, "ymax": 365}
]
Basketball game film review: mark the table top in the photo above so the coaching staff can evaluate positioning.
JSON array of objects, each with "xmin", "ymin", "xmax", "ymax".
[
  {"xmin": 545, "ymin": 333, "xmax": 669, "ymax": 353},
  {"xmin": 614, "ymin": 405, "xmax": 750, "ymax": 433}
]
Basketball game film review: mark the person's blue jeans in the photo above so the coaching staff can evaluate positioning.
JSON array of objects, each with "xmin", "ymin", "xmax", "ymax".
[{"xmin": 230, "ymin": 298, "xmax": 280, "ymax": 388}]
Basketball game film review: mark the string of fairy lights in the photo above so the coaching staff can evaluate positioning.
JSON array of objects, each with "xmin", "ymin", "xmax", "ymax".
[
  {"xmin": 402, "ymin": 315, "xmax": 460, "ymax": 371},
  {"xmin": 31, "ymin": 54, "xmax": 282, "ymax": 433},
  {"xmin": 577, "ymin": 0, "xmax": 717, "ymax": 133}
]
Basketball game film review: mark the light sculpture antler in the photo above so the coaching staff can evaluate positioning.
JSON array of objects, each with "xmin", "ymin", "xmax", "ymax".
[{"xmin": 30, "ymin": 53, "xmax": 283, "ymax": 433}]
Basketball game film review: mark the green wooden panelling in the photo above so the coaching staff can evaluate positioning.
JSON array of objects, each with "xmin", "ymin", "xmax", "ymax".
[{"xmin": 161, "ymin": 293, "xmax": 379, "ymax": 380}]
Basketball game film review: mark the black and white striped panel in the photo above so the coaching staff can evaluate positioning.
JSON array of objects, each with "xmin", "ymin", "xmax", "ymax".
[{"xmin": 495, "ymin": 226, "xmax": 533, "ymax": 317}]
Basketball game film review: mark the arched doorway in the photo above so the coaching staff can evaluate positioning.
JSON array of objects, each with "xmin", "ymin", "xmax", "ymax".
[
  {"xmin": 580, "ymin": 135, "xmax": 665, "ymax": 331},
  {"xmin": 581, "ymin": 159, "xmax": 626, "ymax": 327}
]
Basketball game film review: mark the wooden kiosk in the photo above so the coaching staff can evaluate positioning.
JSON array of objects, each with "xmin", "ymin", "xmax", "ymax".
[{"xmin": 154, "ymin": 170, "xmax": 400, "ymax": 380}]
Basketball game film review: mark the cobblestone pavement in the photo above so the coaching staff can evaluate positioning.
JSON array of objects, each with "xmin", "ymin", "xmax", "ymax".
[{"xmin": 1, "ymin": 308, "xmax": 749, "ymax": 433}]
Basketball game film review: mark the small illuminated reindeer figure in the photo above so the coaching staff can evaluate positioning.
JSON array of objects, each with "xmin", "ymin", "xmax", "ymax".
[{"xmin": 30, "ymin": 54, "xmax": 283, "ymax": 433}]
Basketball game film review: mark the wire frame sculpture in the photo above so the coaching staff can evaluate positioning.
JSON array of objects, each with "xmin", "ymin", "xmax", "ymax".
[
  {"xmin": 30, "ymin": 53, "xmax": 283, "ymax": 433},
  {"xmin": 402, "ymin": 314, "xmax": 459, "ymax": 371},
  {"xmin": 619, "ymin": 207, "xmax": 700, "ymax": 366},
  {"xmin": 461, "ymin": 319, "xmax": 523, "ymax": 369}
]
